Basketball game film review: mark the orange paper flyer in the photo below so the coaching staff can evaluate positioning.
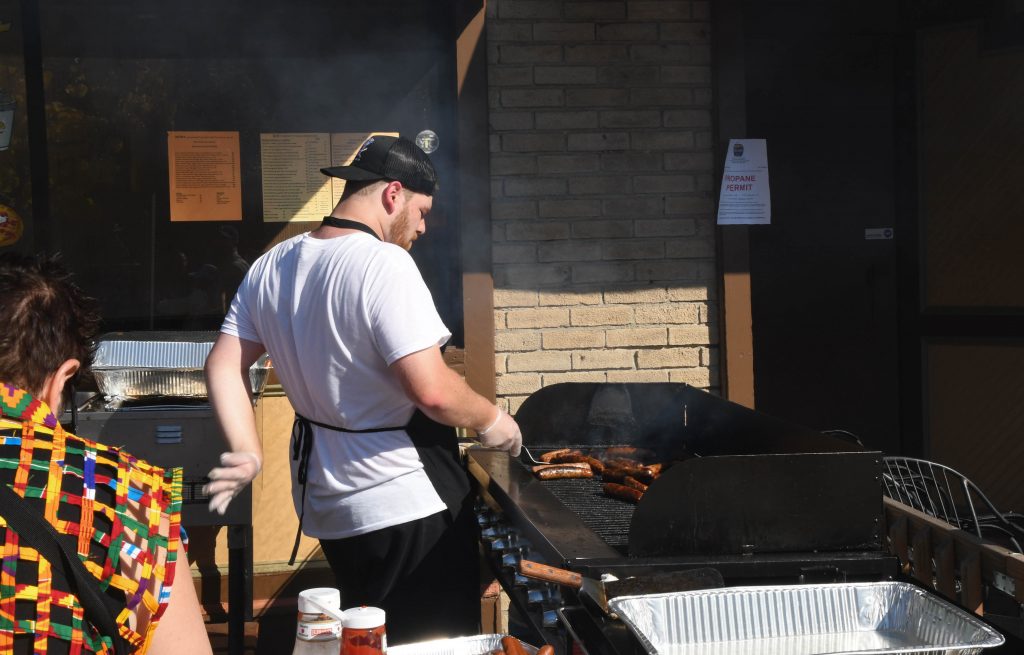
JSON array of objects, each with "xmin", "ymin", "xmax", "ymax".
[{"xmin": 168, "ymin": 131, "xmax": 243, "ymax": 221}]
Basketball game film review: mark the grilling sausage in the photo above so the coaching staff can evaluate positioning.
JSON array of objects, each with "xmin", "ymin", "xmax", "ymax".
[
  {"xmin": 536, "ymin": 448, "xmax": 577, "ymax": 462},
  {"xmin": 532, "ymin": 462, "xmax": 589, "ymax": 473},
  {"xmin": 551, "ymin": 453, "xmax": 606, "ymax": 474},
  {"xmin": 537, "ymin": 646, "xmax": 555, "ymax": 655},
  {"xmin": 535, "ymin": 465, "xmax": 594, "ymax": 480},
  {"xmin": 502, "ymin": 636, "xmax": 529, "ymax": 655},
  {"xmin": 603, "ymin": 482, "xmax": 644, "ymax": 503},
  {"xmin": 623, "ymin": 476, "xmax": 648, "ymax": 492},
  {"xmin": 550, "ymin": 452, "xmax": 588, "ymax": 464}
]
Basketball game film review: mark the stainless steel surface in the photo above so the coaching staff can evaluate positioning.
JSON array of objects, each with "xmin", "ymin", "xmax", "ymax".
[
  {"xmin": 608, "ymin": 582, "xmax": 1005, "ymax": 655},
  {"xmin": 388, "ymin": 635, "xmax": 538, "ymax": 655},
  {"xmin": 92, "ymin": 331, "xmax": 271, "ymax": 399}
]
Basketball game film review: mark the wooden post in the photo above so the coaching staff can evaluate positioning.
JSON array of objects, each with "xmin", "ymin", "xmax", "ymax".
[
  {"xmin": 911, "ymin": 525, "xmax": 933, "ymax": 587},
  {"xmin": 960, "ymin": 552, "xmax": 984, "ymax": 615}
]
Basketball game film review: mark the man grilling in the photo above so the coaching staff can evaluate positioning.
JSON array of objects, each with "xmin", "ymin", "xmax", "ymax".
[{"xmin": 204, "ymin": 135, "xmax": 522, "ymax": 644}]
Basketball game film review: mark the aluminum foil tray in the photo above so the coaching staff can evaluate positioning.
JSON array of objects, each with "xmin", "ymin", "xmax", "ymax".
[
  {"xmin": 607, "ymin": 582, "xmax": 1004, "ymax": 655},
  {"xmin": 92, "ymin": 331, "xmax": 271, "ymax": 399},
  {"xmin": 388, "ymin": 635, "xmax": 538, "ymax": 655}
]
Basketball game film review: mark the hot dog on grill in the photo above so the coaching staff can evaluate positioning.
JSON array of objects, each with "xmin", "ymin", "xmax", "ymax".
[
  {"xmin": 539, "ymin": 448, "xmax": 573, "ymax": 463},
  {"xmin": 535, "ymin": 465, "xmax": 594, "ymax": 480},
  {"xmin": 532, "ymin": 462, "xmax": 589, "ymax": 474},
  {"xmin": 550, "ymin": 452, "xmax": 588, "ymax": 464},
  {"xmin": 551, "ymin": 453, "xmax": 606, "ymax": 474},
  {"xmin": 603, "ymin": 482, "xmax": 644, "ymax": 503},
  {"xmin": 623, "ymin": 475, "xmax": 648, "ymax": 492}
]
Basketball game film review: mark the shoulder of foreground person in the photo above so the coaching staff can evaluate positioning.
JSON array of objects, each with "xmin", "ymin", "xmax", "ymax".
[{"xmin": 0, "ymin": 417, "xmax": 196, "ymax": 652}]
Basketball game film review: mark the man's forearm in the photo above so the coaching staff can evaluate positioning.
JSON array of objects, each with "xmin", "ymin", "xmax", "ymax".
[{"xmin": 205, "ymin": 335, "xmax": 264, "ymax": 458}]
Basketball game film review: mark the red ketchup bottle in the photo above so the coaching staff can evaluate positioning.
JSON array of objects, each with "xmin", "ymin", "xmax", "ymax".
[{"xmin": 340, "ymin": 606, "xmax": 387, "ymax": 655}]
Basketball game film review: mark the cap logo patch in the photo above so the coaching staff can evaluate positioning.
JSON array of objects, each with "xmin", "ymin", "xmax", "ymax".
[{"xmin": 355, "ymin": 137, "xmax": 375, "ymax": 162}]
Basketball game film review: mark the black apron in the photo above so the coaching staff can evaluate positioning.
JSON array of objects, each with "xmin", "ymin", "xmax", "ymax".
[{"xmin": 287, "ymin": 217, "xmax": 472, "ymax": 565}]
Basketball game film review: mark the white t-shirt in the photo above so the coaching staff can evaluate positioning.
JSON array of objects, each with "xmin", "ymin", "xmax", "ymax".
[{"xmin": 221, "ymin": 231, "xmax": 450, "ymax": 539}]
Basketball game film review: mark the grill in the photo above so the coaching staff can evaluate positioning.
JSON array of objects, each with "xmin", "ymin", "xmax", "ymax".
[{"xmin": 468, "ymin": 382, "xmax": 899, "ymax": 654}]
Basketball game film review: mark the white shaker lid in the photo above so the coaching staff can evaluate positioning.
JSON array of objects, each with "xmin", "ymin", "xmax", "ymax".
[
  {"xmin": 298, "ymin": 587, "xmax": 341, "ymax": 614},
  {"xmin": 343, "ymin": 606, "xmax": 386, "ymax": 630}
]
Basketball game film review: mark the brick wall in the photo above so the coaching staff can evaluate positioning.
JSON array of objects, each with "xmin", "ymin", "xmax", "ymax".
[{"xmin": 486, "ymin": 0, "xmax": 719, "ymax": 412}]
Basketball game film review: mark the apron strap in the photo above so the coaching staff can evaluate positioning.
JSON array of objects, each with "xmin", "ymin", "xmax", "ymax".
[{"xmin": 288, "ymin": 413, "xmax": 406, "ymax": 565}]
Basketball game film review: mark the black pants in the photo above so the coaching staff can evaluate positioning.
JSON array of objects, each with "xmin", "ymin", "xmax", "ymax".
[{"xmin": 319, "ymin": 502, "xmax": 480, "ymax": 646}]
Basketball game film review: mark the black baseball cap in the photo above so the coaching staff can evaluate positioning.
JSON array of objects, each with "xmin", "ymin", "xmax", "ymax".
[{"xmin": 321, "ymin": 135, "xmax": 437, "ymax": 196}]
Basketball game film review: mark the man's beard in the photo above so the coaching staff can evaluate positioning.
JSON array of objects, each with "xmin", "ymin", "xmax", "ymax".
[{"xmin": 388, "ymin": 207, "xmax": 414, "ymax": 250}]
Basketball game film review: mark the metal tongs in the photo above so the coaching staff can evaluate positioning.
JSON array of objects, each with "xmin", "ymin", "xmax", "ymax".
[{"xmin": 519, "ymin": 445, "xmax": 545, "ymax": 466}]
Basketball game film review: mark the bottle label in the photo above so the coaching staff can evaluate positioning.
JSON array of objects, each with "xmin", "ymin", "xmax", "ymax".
[{"xmin": 296, "ymin": 613, "xmax": 342, "ymax": 641}]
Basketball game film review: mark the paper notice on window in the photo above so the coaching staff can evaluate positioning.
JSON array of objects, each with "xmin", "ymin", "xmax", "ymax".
[
  {"xmin": 168, "ymin": 131, "xmax": 242, "ymax": 222},
  {"xmin": 260, "ymin": 133, "xmax": 334, "ymax": 223},
  {"xmin": 258, "ymin": 131, "xmax": 399, "ymax": 223},
  {"xmin": 716, "ymin": 139, "xmax": 771, "ymax": 225}
]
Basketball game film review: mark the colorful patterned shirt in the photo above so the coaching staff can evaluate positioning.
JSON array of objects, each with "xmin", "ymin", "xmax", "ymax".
[{"xmin": 0, "ymin": 383, "xmax": 185, "ymax": 654}]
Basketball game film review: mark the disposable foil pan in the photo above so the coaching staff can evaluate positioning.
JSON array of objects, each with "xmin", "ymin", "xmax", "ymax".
[
  {"xmin": 92, "ymin": 331, "xmax": 271, "ymax": 399},
  {"xmin": 607, "ymin": 582, "xmax": 1004, "ymax": 655},
  {"xmin": 388, "ymin": 635, "xmax": 538, "ymax": 655}
]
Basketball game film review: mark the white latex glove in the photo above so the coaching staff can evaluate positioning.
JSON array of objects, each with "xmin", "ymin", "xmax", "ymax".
[
  {"xmin": 204, "ymin": 451, "xmax": 262, "ymax": 515},
  {"xmin": 478, "ymin": 408, "xmax": 522, "ymax": 457}
]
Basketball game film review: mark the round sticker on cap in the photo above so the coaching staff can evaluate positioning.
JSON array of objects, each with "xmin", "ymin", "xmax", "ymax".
[{"xmin": 415, "ymin": 130, "xmax": 438, "ymax": 154}]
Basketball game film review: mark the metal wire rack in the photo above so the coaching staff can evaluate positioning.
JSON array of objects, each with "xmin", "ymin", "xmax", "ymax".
[{"xmin": 882, "ymin": 456, "xmax": 1024, "ymax": 554}]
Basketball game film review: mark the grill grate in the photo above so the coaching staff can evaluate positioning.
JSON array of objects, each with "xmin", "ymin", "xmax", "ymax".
[{"xmin": 534, "ymin": 477, "xmax": 635, "ymax": 551}]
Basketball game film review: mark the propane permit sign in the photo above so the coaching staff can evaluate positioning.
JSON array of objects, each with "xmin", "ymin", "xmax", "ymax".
[{"xmin": 717, "ymin": 139, "xmax": 771, "ymax": 225}]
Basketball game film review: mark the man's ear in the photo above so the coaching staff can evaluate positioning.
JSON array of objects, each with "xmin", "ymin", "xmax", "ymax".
[
  {"xmin": 40, "ymin": 358, "xmax": 80, "ymax": 415},
  {"xmin": 381, "ymin": 181, "xmax": 405, "ymax": 214}
]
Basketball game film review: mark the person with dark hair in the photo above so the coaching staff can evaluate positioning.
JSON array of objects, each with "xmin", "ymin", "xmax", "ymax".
[
  {"xmin": 0, "ymin": 253, "xmax": 211, "ymax": 654},
  {"xmin": 204, "ymin": 135, "xmax": 522, "ymax": 644}
]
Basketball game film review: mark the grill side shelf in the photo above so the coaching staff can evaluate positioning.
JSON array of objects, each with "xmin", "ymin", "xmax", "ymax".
[{"xmin": 467, "ymin": 449, "xmax": 620, "ymax": 564}]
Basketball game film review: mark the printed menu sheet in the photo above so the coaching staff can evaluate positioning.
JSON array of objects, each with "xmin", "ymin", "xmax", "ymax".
[
  {"xmin": 716, "ymin": 139, "xmax": 771, "ymax": 225},
  {"xmin": 168, "ymin": 131, "xmax": 242, "ymax": 222},
  {"xmin": 260, "ymin": 131, "xmax": 398, "ymax": 223}
]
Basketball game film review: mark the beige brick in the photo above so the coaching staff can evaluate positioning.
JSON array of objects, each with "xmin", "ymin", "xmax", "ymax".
[
  {"xmin": 667, "ymin": 286, "xmax": 710, "ymax": 301},
  {"xmin": 495, "ymin": 331, "xmax": 543, "ymax": 352},
  {"xmin": 506, "ymin": 395, "xmax": 530, "ymax": 414},
  {"xmin": 668, "ymin": 324, "xmax": 715, "ymax": 345},
  {"xmin": 493, "ymin": 289, "xmax": 538, "ymax": 308},
  {"xmin": 539, "ymin": 290, "xmax": 603, "ymax": 306},
  {"xmin": 637, "ymin": 347, "xmax": 700, "ymax": 369},
  {"xmin": 603, "ymin": 239, "xmax": 664, "ymax": 260},
  {"xmin": 542, "ymin": 329, "xmax": 605, "ymax": 350},
  {"xmin": 495, "ymin": 354, "xmax": 507, "ymax": 373},
  {"xmin": 495, "ymin": 311, "xmax": 506, "ymax": 330},
  {"xmin": 571, "ymin": 305, "xmax": 633, "ymax": 326},
  {"xmin": 508, "ymin": 351, "xmax": 572, "ymax": 372},
  {"xmin": 572, "ymin": 262, "xmax": 635, "ymax": 284},
  {"xmin": 636, "ymin": 260, "xmax": 700, "ymax": 282},
  {"xmin": 496, "ymin": 372, "xmax": 541, "ymax": 395},
  {"xmin": 494, "ymin": 243, "xmax": 538, "ymax": 264},
  {"xmin": 496, "ymin": 264, "xmax": 572, "ymax": 288},
  {"xmin": 603, "ymin": 287, "xmax": 668, "ymax": 304},
  {"xmin": 701, "ymin": 346, "xmax": 719, "ymax": 367},
  {"xmin": 670, "ymin": 367, "xmax": 711, "ymax": 388},
  {"xmin": 665, "ymin": 238, "xmax": 715, "ymax": 259},
  {"xmin": 608, "ymin": 369, "xmax": 671, "ymax": 383},
  {"xmin": 606, "ymin": 327, "xmax": 667, "ymax": 347},
  {"xmin": 635, "ymin": 303, "xmax": 700, "ymax": 324},
  {"xmin": 542, "ymin": 371, "xmax": 607, "ymax": 385},
  {"xmin": 573, "ymin": 349, "xmax": 635, "ymax": 370},
  {"xmin": 506, "ymin": 307, "xmax": 571, "ymax": 329}
]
